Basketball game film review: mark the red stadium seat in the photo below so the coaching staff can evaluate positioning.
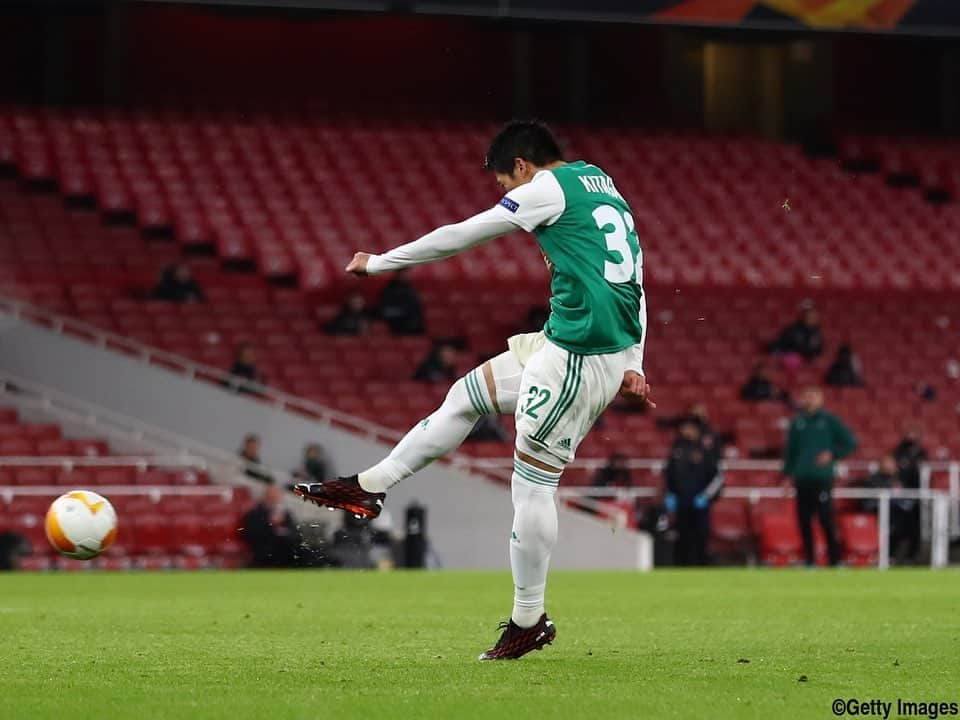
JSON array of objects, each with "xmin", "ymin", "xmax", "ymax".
[
  {"xmin": 840, "ymin": 513, "xmax": 879, "ymax": 567},
  {"xmin": 758, "ymin": 514, "xmax": 803, "ymax": 567}
]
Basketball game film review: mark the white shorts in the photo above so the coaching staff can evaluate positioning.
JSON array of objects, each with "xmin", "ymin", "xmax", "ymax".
[
  {"xmin": 513, "ymin": 339, "xmax": 627, "ymax": 467},
  {"xmin": 507, "ymin": 331, "xmax": 547, "ymax": 366}
]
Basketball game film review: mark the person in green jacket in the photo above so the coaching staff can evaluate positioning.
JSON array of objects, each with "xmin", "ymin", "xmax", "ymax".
[{"xmin": 782, "ymin": 387, "xmax": 858, "ymax": 566}]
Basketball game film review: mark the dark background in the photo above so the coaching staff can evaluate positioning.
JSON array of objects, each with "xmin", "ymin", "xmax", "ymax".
[{"xmin": 0, "ymin": 2, "xmax": 958, "ymax": 141}]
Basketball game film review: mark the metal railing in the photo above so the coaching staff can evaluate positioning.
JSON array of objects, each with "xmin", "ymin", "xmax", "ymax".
[
  {"xmin": 555, "ymin": 485, "xmax": 952, "ymax": 570},
  {"xmin": 0, "ymin": 455, "xmax": 209, "ymax": 469},
  {"xmin": 465, "ymin": 457, "xmax": 960, "ymax": 541}
]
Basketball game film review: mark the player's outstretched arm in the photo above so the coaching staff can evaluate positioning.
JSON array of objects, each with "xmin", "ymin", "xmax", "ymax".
[
  {"xmin": 345, "ymin": 208, "xmax": 518, "ymax": 276},
  {"xmin": 347, "ymin": 173, "xmax": 565, "ymax": 276}
]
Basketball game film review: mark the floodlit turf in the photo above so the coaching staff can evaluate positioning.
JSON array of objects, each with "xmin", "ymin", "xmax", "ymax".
[{"xmin": 1, "ymin": 570, "xmax": 958, "ymax": 720}]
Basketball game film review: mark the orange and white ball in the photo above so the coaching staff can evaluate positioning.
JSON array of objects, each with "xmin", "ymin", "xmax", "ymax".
[{"xmin": 45, "ymin": 490, "xmax": 118, "ymax": 560}]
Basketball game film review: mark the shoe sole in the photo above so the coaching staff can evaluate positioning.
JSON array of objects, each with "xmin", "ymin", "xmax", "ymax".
[{"xmin": 292, "ymin": 487, "xmax": 380, "ymax": 519}]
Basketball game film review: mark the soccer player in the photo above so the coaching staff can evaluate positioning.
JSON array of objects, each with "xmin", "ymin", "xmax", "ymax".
[{"xmin": 294, "ymin": 121, "xmax": 653, "ymax": 659}]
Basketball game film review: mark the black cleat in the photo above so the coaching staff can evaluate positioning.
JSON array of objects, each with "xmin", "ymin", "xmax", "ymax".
[
  {"xmin": 292, "ymin": 475, "xmax": 385, "ymax": 519},
  {"xmin": 478, "ymin": 613, "xmax": 556, "ymax": 660}
]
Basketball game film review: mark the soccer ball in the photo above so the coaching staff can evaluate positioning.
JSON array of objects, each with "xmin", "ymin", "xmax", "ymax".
[{"xmin": 45, "ymin": 490, "xmax": 118, "ymax": 560}]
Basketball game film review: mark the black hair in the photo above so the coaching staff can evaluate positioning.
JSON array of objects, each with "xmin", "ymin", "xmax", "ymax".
[{"xmin": 484, "ymin": 120, "xmax": 563, "ymax": 175}]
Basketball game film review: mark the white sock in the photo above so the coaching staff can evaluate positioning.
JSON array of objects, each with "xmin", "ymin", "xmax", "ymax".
[
  {"xmin": 357, "ymin": 353, "xmax": 522, "ymax": 493},
  {"xmin": 358, "ymin": 369, "xmax": 490, "ymax": 493},
  {"xmin": 510, "ymin": 458, "xmax": 560, "ymax": 628}
]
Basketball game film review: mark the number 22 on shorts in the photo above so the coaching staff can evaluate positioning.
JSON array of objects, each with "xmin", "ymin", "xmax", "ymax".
[{"xmin": 523, "ymin": 386, "xmax": 552, "ymax": 420}]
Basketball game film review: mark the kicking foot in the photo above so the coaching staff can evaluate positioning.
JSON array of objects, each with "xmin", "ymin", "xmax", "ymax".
[
  {"xmin": 292, "ymin": 475, "xmax": 385, "ymax": 519},
  {"xmin": 478, "ymin": 613, "xmax": 556, "ymax": 660}
]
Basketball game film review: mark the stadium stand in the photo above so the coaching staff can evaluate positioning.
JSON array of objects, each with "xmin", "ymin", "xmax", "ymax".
[{"xmin": 1, "ymin": 109, "xmax": 957, "ymax": 564}]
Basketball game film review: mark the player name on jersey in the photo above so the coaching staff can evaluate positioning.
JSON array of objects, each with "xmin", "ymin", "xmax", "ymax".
[{"xmin": 577, "ymin": 174, "xmax": 623, "ymax": 200}]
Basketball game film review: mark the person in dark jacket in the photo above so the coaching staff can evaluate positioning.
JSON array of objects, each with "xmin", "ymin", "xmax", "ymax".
[
  {"xmin": 594, "ymin": 452, "xmax": 632, "ymax": 488},
  {"xmin": 241, "ymin": 484, "xmax": 300, "ymax": 567},
  {"xmin": 856, "ymin": 455, "xmax": 917, "ymax": 562},
  {"xmin": 893, "ymin": 425, "xmax": 928, "ymax": 492},
  {"xmin": 855, "ymin": 454, "xmax": 899, "ymax": 514},
  {"xmin": 413, "ymin": 342, "xmax": 458, "ymax": 383},
  {"xmin": 824, "ymin": 344, "xmax": 864, "ymax": 387},
  {"xmin": 226, "ymin": 343, "xmax": 266, "ymax": 394},
  {"xmin": 325, "ymin": 293, "xmax": 370, "ymax": 336},
  {"xmin": 741, "ymin": 360, "xmax": 790, "ymax": 403},
  {"xmin": 295, "ymin": 443, "xmax": 328, "ymax": 483},
  {"xmin": 378, "ymin": 270, "xmax": 425, "ymax": 335},
  {"xmin": 663, "ymin": 418, "xmax": 724, "ymax": 566},
  {"xmin": 152, "ymin": 262, "xmax": 205, "ymax": 303},
  {"xmin": 239, "ymin": 433, "xmax": 273, "ymax": 484},
  {"xmin": 892, "ymin": 425, "xmax": 928, "ymax": 562},
  {"xmin": 781, "ymin": 386, "xmax": 857, "ymax": 566},
  {"xmin": 769, "ymin": 307, "xmax": 824, "ymax": 363}
]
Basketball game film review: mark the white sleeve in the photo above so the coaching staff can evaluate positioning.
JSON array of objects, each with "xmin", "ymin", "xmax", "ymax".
[
  {"xmin": 490, "ymin": 171, "xmax": 565, "ymax": 232},
  {"xmin": 365, "ymin": 207, "xmax": 517, "ymax": 275},
  {"xmin": 626, "ymin": 293, "xmax": 648, "ymax": 376},
  {"xmin": 365, "ymin": 170, "xmax": 565, "ymax": 275}
]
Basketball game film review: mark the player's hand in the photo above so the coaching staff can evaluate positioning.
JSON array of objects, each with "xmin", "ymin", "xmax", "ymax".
[
  {"xmin": 619, "ymin": 370, "xmax": 656, "ymax": 408},
  {"xmin": 815, "ymin": 450, "xmax": 833, "ymax": 466},
  {"xmin": 345, "ymin": 252, "xmax": 372, "ymax": 276}
]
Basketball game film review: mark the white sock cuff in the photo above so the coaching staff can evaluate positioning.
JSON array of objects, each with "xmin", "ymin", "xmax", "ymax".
[
  {"xmin": 512, "ymin": 588, "xmax": 546, "ymax": 628},
  {"xmin": 513, "ymin": 456, "xmax": 561, "ymax": 490},
  {"xmin": 463, "ymin": 368, "xmax": 494, "ymax": 416}
]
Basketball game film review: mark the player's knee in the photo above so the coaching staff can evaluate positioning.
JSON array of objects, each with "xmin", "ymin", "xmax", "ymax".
[{"xmin": 514, "ymin": 491, "xmax": 558, "ymax": 543}]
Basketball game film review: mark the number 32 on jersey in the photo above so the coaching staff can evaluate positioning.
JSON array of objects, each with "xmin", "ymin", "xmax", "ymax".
[{"xmin": 593, "ymin": 205, "xmax": 643, "ymax": 286}]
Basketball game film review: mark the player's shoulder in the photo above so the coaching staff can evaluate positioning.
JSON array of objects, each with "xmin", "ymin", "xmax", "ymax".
[
  {"xmin": 552, "ymin": 159, "xmax": 609, "ymax": 177},
  {"xmin": 505, "ymin": 169, "xmax": 564, "ymax": 203}
]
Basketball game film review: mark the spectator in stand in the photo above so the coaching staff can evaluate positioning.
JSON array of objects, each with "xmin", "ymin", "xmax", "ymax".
[
  {"xmin": 914, "ymin": 382, "xmax": 937, "ymax": 402},
  {"xmin": 240, "ymin": 484, "xmax": 301, "ymax": 567},
  {"xmin": 152, "ymin": 262, "xmax": 205, "ymax": 303},
  {"xmin": 768, "ymin": 306, "xmax": 824, "ymax": 365},
  {"xmin": 226, "ymin": 343, "xmax": 266, "ymax": 394},
  {"xmin": 855, "ymin": 455, "xmax": 900, "ymax": 514},
  {"xmin": 295, "ymin": 443, "xmax": 329, "ymax": 483},
  {"xmin": 781, "ymin": 386, "xmax": 857, "ymax": 567},
  {"xmin": 325, "ymin": 292, "xmax": 370, "ymax": 336},
  {"xmin": 413, "ymin": 342, "xmax": 458, "ymax": 383},
  {"xmin": 594, "ymin": 452, "xmax": 632, "ymax": 488},
  {"xmin": 856, "ymin": 455, "xmax": 917, "ymax": 563},
  {"xmin": 378, "ymin": 270, "xmax": 424, "ymax": 335},
  {"xmin": 741, "ymin": 360, "xmax": 791, "ymax": 403},
  {"xmin": 824, "ymin": 344, "xmax": 864, "ymax": 387},
  {"xmin": 239, "ymin": 433, "xmax": 273, "ymax": 484},
  {"xmin": 893, "ymin": 425, "xmax": 928, "ymax": 562},
  {"xmin": 0, "ymin": 531, "xmax": 29, "ymax": 571},
  {"xmin": 894, "ymin": 425, "xmax": 928, "ymax": 490}
]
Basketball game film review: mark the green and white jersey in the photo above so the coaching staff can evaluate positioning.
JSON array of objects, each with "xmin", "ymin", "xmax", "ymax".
[{"xmin": 493, "ymin": 161, "xmax": 644, "ymax": 356}]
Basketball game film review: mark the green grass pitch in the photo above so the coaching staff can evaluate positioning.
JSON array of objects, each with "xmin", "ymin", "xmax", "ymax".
[{"xmin": 1, "ymin": 569, "xmax": 957, "ymax": 719}]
